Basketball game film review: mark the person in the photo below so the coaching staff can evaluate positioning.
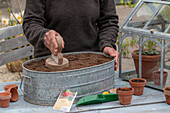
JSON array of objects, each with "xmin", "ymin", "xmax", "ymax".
[{"xmin": 22, "ymin": 0, "xmax": 119, "ymax": 70}]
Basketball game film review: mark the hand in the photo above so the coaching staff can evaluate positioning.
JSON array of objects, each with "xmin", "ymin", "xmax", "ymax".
[
  {"xmin": 44, "ymin": 30, "xmax": 64, "ymax": 55},
  {"xmin": 103, "ymin": 47, "xmax": 119, "ymax": 71}
]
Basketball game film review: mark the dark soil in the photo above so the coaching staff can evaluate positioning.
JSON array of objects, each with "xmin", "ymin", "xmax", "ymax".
[
  {"xmin": 24, "ymin": 53, "xmax": 113, "ymax": 72},
  {"xmin": 135, "ymin": 49, "xmax": 160, "ymax": 56},
  {"xmin": 117, "ymin": 88, "xmax": 133, "ymax": 91},
  {"xmin": 132, "ymin": 80, "xmax": 145, "ymax": 83},
  {"xmin": 166, "ymin": 89, "xmax": 170, "ymax": 91}
]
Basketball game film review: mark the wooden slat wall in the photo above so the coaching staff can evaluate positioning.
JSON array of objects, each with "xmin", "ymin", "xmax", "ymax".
[
  {"xmin": 0, "ymin": 24, "xmax": 34, "ymax": 66},
  {"xmin": 0, "ymin": 24, "xmax": 23, "ymax": 40},
  {"xmin": 0, "ymin": 35, "xmax": 30, "ymax": 53},
  {"xmin": 0, "ymin": 46, "xmax": 34, "ymax": 66}
]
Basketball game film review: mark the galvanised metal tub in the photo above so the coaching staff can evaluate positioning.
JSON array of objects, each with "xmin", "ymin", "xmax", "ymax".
[{"xmin": 21, "ymin": 51, "xmax": 115, "ymax": 105}]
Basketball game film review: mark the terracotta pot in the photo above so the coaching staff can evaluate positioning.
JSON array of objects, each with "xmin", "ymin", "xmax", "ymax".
[
  {"xmin": 0, "ymin": 92, "xmax": 11, "ymax": 108},
  {"xmin": 132, "ymin": 50, "xmax": 161, "ymax": 82},
  {"xmin": 152, "ymin": 71, "xmax": 168, "ymax": 86},
  {"xmin": 129, "ymin": 78, "xmax": 146, "ymax": 95},
  {"xmin": 116, "ymin": 87, "xmax": 134, "ymax": 105},
  {"xmin": 163, "ymin": 87, "xmax": 170, "ymax": 105},
  {"xmin": 4, "ymin": 84, "xmax": 18, "ymax": 91},
  {"xmin": 110, "ymin": 88, "xmax": 116, "ymax": 94},
  {"xmin": 4, "ymin": 84, "xmax": 18, "ymax": 102}
]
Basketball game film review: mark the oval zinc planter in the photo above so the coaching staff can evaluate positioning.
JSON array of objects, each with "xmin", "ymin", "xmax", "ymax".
[{"xmin": 22, "ymin": 51, "xmax": 116, "ymax": 105}]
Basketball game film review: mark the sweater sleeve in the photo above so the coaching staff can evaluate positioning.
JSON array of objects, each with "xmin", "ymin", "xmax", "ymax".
[
  {"xmin": 98, "ymin": 0, "xmax": 119, "ymax": 51},
  {"xmin": 22, "ymin": 0, "xmax": 49, "ymax": 49}
]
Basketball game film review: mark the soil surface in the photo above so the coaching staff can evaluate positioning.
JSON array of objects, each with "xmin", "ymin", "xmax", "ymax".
[
  {"xmin": 134, "ymin": 50, "xmax": 161, "ymax": 56},
  {"xmin": 131, "ymin": 80, "xmax": 145, "ymax": 83},
  {"xmin": 117, "ymin": 88, "xmax": 133, "ymax": 91},
  {"xmin": 24, "ymin": 53, "xmax": 113, "ymax": 72},
  {"xmin": 166, "ymin": 89, "xmax": 170, "ymax": 91}
]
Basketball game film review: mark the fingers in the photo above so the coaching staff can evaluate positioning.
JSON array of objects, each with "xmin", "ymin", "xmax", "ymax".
[
  {"xmin": 103, "ymin": 47, "xmax": 119, "ymax": 71},
  {"xmin": 51, "ymin": 34, "xmax": 58, "ymax": 55},
  {"xmin": 44, "ymin": 32, "xmax": 55, "ymax": 54},
  {"xmin": 103, "ymin": 47, "xmax": 116, "ymax": 57},
  {"xmin": 115, "ymin": 51, "xmax": 119, "ymax": 71},
  {"xmin": 55, "ymin": 33, "xmax": 65, "ymax": 48},
  {"xmin": 44, "ymin": 30, "xmax": 64, "ymax": 55},
  {"xmin": 49, "ymin": 30, "xmax": 58, "ymax": 55},
  {"xmin": 108, "ymin": 48, "xmax": 116, "ymax": 57}
]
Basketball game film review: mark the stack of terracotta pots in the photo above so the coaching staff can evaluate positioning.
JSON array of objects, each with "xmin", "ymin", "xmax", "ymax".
[{"xmin": 0, "ymin": 84, "xmax": 18, "ymax": 108}]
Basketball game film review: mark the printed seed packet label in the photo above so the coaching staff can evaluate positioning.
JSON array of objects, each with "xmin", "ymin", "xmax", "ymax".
[{"xmin": 53, "ymin": 90, "xmax": 77, "ymax": 112}]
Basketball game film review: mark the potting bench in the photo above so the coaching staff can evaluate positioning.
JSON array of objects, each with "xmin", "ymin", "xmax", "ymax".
[{"xmin": 0, "ymin": 72, "xmax": 170, "ymax": 113}]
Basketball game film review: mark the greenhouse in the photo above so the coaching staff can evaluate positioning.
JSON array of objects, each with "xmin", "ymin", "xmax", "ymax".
[{"xmin": 119, "ymin": 0, "xmax": 170, "ymax": 90}]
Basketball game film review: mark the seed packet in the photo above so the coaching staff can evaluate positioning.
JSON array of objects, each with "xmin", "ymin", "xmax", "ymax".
[{"xmin": 53, "ymin": 89, "xmax": 77, "ymax": 112}]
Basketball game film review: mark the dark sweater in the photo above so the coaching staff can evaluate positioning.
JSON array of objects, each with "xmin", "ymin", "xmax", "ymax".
[{"xmin": 23, "ymin": 0, "xmax": 119, "ymax": 58}]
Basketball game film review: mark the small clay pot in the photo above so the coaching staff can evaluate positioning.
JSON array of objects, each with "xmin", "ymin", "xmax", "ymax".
[
  {"xmin": 0, "ymin": 92, "xmax": 11, "ymax": 108},
  {"xmin": 116, "ymin": 87, "xmax": 134, "ymax": 105},
  {"xmin": 153, "ymin": 71, "xmax": 168, "ymax": 86},
  {"xmin": 110, "ymin": 88, "xmax": 116, "ymax": 94},
  {"xmin": 4, "ymin": 84, "xmax": 18, "ymax": 91},
  {"xmin": 4, "ymin": 84, "xmax": 18, "ymax": 102},
  {"xmin": 163, "ymin": 87, "xmax": 170, "ymax": 105},
  {"xmin": 129, "ymin": 78, "xmax": 146, "ymax": 96},
  {"xmin": 6, "ymin": 88, "xmax": 18, "ymax": 102},
  {"xmin": 132, "ymin": 49, "xmax": 161, "ymax": 82}
]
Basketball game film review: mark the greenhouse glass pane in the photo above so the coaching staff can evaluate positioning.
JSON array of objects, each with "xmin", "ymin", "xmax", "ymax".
[
  {"xmin": 127, "ymin": 3, "xmax": 160, "ymax": 28},
  {"xmin": 146, "ymin": 4, "xmax": 170, "ymax": 33},
  {"xmin": 164, "ymin": 24, "xmax": 170, "ymax": 33}
]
